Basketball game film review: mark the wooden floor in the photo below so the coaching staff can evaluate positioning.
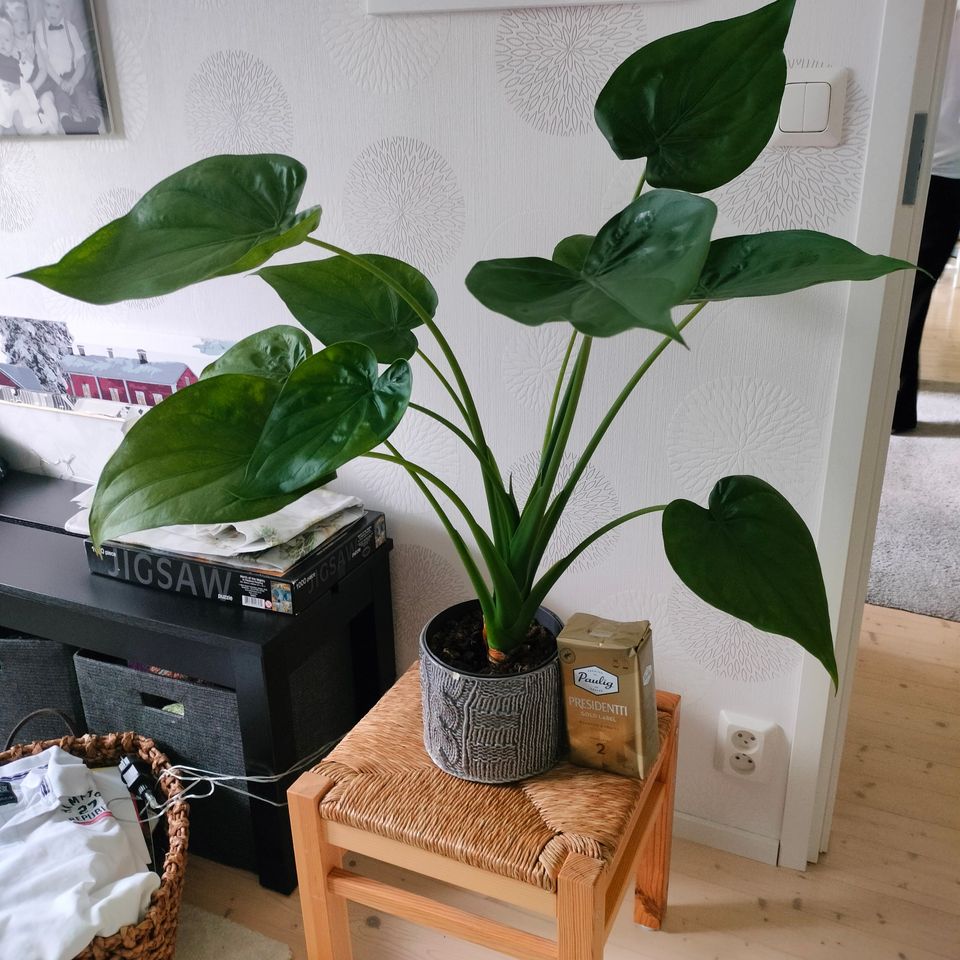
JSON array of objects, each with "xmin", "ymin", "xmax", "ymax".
[
  {"xmin": 183, "ymin": 602, "xmax": 960, "ymax": 960},
  {"xmin": 920, "ymin": 260, "xmax": 960, "ymax": 386}
]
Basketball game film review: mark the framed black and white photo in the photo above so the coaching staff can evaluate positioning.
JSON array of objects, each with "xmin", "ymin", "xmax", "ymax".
[{"xmin": 0, "ymin": 0, "xmax": 109, "ymax": 136}]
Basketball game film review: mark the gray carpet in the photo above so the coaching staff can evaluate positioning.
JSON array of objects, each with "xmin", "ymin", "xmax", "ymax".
[{"xmin": 867, "ymin": 386, "xmax": 960, "ymax": 621}]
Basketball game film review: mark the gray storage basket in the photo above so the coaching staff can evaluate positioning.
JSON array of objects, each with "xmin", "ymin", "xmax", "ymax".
[
  {"xmin": 75, "ymin": 653, "xmax": 257, "ymax": 870},
  {"xmin": 0, "ymin": 636, "xmax": 86, "ymax": 745}
]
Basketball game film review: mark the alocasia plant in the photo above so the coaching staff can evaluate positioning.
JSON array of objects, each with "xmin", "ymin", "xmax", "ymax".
[{"xmin": 20, "ymin": 0, "xmax": 911, "ymax": 683}]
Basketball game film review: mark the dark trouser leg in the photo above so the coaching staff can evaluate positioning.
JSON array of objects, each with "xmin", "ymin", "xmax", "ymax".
[{"xmin": 893, "ymin": 175, "xmax": 960, "ymax": 431}]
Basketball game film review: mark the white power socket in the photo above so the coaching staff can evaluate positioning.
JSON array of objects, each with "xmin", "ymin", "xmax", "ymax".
[{"xmin": 714, "ymin": 711, "xmax": 780, "ymax": 783}]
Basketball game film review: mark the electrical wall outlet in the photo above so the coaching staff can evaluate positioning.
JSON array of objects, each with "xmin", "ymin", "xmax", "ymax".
[{"xmin": 715, "ymin": 710, "xmax": 781, "ymax": 784}]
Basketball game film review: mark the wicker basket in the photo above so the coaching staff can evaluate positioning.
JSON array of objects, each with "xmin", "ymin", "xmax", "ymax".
[{"xmin": 0, "ymin": 732, "xmax": 189, "ymax": 960}]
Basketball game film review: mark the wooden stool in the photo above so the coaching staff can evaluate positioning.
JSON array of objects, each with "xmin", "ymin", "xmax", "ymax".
[{"xmin": 289, "ymin": 666, "xmax": 680, "ymax": 960}]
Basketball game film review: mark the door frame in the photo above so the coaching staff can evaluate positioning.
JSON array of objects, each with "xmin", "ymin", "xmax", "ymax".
[{"xmin": 778, "ymin": 0, "xmax": 957, "ymax": 869}]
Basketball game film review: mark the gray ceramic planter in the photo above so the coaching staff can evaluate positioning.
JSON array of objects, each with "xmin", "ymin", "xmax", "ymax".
[{"xmin": 419, "ymin": 600, "xmax": 563, "ymax": 784}]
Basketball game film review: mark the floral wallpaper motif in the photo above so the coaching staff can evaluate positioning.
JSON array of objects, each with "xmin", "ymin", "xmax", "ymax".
[
  {"xmin": 0, "ymin": 142, "xmax": 39, "ymax": 232},
  {"xmin": 669, "ymin": 586, "xmax": 801, "ymax": 683},
  {"xmin": 320, "ymin": 0, "xmax": 449, "ymax": 92},
  {"xmin": 344, "ymin": 137, "xmax": 464, "ymax": 273},
  {"xmin": 94, "ymin": 28, "xmax": 147, "ymax": 152},
  {"xmin": 495, "ymin": 5, "xmax": 646, "ymax": 136},
  {"xmin": 350, "ymin": 413, "xmax": 461, "ymax": 515},
  {"xmin": 185, "ymin": 50, "xmax": 293, "ymax": 155},
  {"xmin": 390, "ymin": 543, "xmax": 470, "ymax": 669},
  {"xmin": 667, "ymin": 377, "xmax": 820, "ymax": 506},
  {"xmin": 716, "ymin": 64, "xmax": 869, "ymax": 232},
  {"xmin": 502, "ymin": 324, "xmax": 570, "ymax": 411}
]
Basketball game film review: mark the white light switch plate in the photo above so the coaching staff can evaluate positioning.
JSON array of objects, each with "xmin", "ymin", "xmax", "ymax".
[{"xmin": 771, "ymin": 67, "xmax": 848, "ymax": 147}]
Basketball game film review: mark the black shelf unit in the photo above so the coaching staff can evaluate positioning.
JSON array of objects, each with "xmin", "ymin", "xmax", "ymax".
[{"xmin": 0, "ymin": 472, "xmax": 396, "ymax": 893}]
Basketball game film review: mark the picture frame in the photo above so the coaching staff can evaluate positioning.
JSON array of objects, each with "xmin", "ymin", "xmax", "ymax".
[{"xmin": 0, "ymin": 0, "xmax": 110, "ymax": 136}]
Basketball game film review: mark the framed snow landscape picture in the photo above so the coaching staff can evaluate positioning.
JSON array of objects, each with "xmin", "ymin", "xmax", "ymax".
[{"xmin": 0, "ymin": 315, "xmax": 228, "ymax": 481}]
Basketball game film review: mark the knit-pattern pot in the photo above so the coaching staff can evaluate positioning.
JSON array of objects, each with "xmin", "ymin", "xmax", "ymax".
[{"xmin": 419, "ymin": 600, "xmax": 562, "ymax": 784}]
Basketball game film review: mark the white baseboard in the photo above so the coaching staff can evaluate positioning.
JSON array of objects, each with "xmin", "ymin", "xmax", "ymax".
[{"xmin": 674, "ymin": 811, "xmax": 780, "ymax": 865}]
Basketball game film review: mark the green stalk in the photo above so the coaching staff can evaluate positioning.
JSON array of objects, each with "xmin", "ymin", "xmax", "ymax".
[
  {"xmin": 632, "ymin": 169, "xmax": 647, "ymax": 201},
  {"xmin": 534, "ymin": 302, "xmax": 707, "ymax": 564},
  {"xmin": 363, "ymin": 451, "xmax": 495, "ymax": 625},
  {"xmin": 513, "ymin": 505, "xmax": 666, "ymax": 632},
  {"xmin": 305, "ymin": 238, "xmax": 495, "ymax": 467},
  {"xmin": 408, "ymin": 402, "xmax": 520, "ymax": 531},
  {"xmin": 416, "ymin": 348, "xmax": 470, "ymax": 424},
  {"xmin": 508, "ymin": 336, "xmax": 592, "ymax": 585},
  {"xmin": 305, "ymin": 236, "xmax": 512, "ymax": 552},
  {"xmin": 539, "ymin": 331, "xmax": 577, "ymax": 462},
  {"xmin": 370, "ymin": 446, "xmax": 523, "ymax": 614}
]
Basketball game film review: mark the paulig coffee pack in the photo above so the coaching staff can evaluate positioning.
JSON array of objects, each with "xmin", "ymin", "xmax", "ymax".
[{"xmin": 558, "ymin": 613, "xmax": 659, "ymax": 778}]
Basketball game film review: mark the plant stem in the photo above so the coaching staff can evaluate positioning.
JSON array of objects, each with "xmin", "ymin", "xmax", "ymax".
[
  {"xmin": 364, "ymin": 449, "xmax": 495, "ymax": 623},
  {"xmin": 416, "ymin": 348, "xmax": 469, "ymax": 424},
  {"xmin": 305, "ymin": 235, "xmax": 511, "ymax": 550},
  {"xmin": 508, "ymin": 336, "xmax": 592, "ymax": 586},
  {"xmin": 408, "ymin": 402, "xmax": 510, "ymax": 499},
  {"xmin": 540, "ymin": 331, "xmax": 577, "ymax": 462},
  {"xmin": 517, "ymin": 504, "xmax": 667, "ymax": 630},
  {"xmin": 369, "ymin": 446, "xmax": 523, "ymax": 612},
  {"xmin": 535, "ymin": 301, "xmax": 707, "ymax": 563},
  {"xmin": 632, "ymin": 169, "xmax": 647, "ymax": 201},
  {"xmin": 305, "ymin": 237, "xmax": 496, "ymax": 471}
]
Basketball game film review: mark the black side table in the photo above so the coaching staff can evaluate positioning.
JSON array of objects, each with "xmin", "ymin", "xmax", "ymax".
[{"xmin": 0, "ymin": 472, "xmax": 396, "ymax": 893}]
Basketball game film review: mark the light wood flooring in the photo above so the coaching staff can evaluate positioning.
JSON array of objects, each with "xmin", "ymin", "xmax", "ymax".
[
  {"xmin": 920, "ymin": 260, "xmax": 960, "ymax": 386},
  {"xmin": 183, "ymin": 603, "xmax": 960, "ymax": 960}
]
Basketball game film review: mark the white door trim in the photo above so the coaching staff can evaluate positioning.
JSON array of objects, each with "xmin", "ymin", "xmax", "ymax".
[{"xmin": 777, "ymin": 0, "xmax": 956, "ymax": 869}]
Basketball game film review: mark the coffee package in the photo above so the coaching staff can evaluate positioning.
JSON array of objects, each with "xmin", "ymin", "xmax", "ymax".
[{"xmin": 557, "ymin": 613, "xmax": 660, "ymax": 779}]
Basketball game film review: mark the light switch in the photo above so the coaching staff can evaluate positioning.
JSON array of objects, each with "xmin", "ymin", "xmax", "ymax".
[
  {"xmin": 771, "ymin": 67, "xmax": 847, "ymax": 148},
  {"xmin": 779, "ymin": 83, "xmax": 806, "ymax": 133},
  {"xmin": 803, "ymin": 82, "xmax": 831, "ymax": 133}
]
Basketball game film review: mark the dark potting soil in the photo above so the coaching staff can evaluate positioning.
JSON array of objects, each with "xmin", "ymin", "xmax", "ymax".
[{"xmin": 426, "ymin": 608, "xmax": 556, "ymax": 677}]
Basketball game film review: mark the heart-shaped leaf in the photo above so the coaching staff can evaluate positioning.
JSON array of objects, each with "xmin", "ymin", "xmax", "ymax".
[
  {"xmin": 89, "ymin": 342, "xmax": 410, "ymax": 547},
  {"xmin": 466, "ymin": 190, "xmax": 716, "ymax": 340},
  {"xmin": 595, "ymin": 0, "xmax": 795, "ymax": 193},
  {"xmin": 686, "ymin": 231, "xmax": 915, "ymax": 302},
  {"xmin": 200, "ymin": 325, "xmax": 312, "ymax": 383},
  {"xmin": 18, "ymin": 154, "xmax": 320, "ymax": 303},
  {"xmin": 257, "ymin": 253, "xmax": 437, "ymax": 362},
  {"xmin": 239, "ymin": 342, "xmax": 411, "ymax": 498},
  {"xmin": 662, "ymin": 475, "xmax": 837, "ymax": 686}
]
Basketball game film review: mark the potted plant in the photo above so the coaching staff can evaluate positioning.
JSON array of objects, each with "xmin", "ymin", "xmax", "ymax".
[{"xmin": 19, "ymin": 0, "xmax": 910, "ymax": 783}]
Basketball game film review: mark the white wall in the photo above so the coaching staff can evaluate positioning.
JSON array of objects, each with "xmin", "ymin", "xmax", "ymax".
[{"xmin": 0, "ymin": 0, "xmax": 886, "ymax": 855}]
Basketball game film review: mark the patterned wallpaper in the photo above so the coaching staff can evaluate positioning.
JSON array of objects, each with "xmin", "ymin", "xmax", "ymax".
[{"xmin": 0, "ymin": 0, "xmax": 884, "ymax": 848}]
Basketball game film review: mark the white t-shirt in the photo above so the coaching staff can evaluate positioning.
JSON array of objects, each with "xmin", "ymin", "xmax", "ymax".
[
  {"xmin": 0, "ymin": 747, "xmax": 160, "ymax": 960},
  {"xmin": 933, "ymin": 8, "xmax": 960, "ymax": 178}
]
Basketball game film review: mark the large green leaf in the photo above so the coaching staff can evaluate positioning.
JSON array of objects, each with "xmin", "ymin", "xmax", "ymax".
[
  {"xmin": 257, "ymin": 254, "xmax": 437, "ymax": 362},
  {"xmin": 200, "ymin": 325, "xmax": 312, "ymax": 383},
  {"xmin": 89, "ymin": 342, "xmax": 410, "ymax": 547},
  {"xmin": 662, "ymin": 475, "xmax": 837, "ymax": 686},
  {"xmin": 595, "ymin": 0, "xmax": 795, "ymax": 193},
  {"xmin": 465, "ymin": 190, "xmax": 716, "ymax": 340},
  {"xmin": 686, "ymin": 231, "xmax": 915, "ymax": 302},
  {"xmin": 18, "ymin": 154, "xmax": 320, "ymax": 303},
  {"xmin": 239, "ymin": 341, "xmax": 411, "ymax": 498}
]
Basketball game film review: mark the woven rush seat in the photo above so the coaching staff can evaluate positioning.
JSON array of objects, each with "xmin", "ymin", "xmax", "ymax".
[
  {"xmin": 314, "ymin": 667, "xmax": 672, "ymax": 894},
  {"xmin": 289, "ymin": 663, "xmax": 680, "ymax": 960}
]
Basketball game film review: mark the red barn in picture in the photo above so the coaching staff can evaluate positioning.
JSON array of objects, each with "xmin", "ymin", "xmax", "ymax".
[{"xmin": 60, "ymin": 351, "xmax": 197, "ymax": 406}]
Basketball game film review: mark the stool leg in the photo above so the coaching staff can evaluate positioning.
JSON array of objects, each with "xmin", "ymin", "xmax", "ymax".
[
  {"xmin": 288, "ymin": 775, "xmax": 354, "ymax": 960},
  {"xmin": 634, "ymin": 722, "xmax": 679, "ymax": 929},
  {"xmin": 557, "ymin": 853, "xmax": 605, "ymax": 960}
]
